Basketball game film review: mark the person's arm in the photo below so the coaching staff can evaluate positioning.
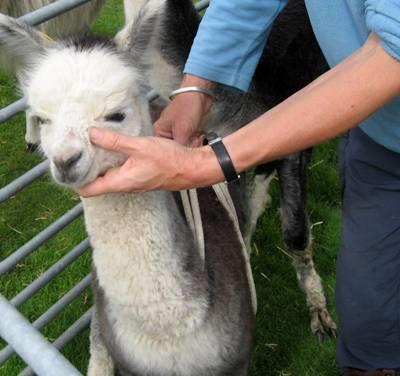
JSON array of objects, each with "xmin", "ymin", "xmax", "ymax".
[
  {"xmin": 184, "ymin": 0, "xmax": 288, "ymax": 91},
  {"xmin": 79, "ymin": 33, "xmax": 400, "ymax": 196},
  {"xmin": 222, "ymin": 33, "xmax": 400, "ymax": 174},
  {"xmin": 154, "ymin": 0, "xmax": 288, "ymax": 146}
]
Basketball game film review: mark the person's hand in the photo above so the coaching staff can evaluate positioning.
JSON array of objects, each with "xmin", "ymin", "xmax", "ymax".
[
  {"xmin": 154, "ymin": 92, "xmax": 213, "ymax": 146},
  {"xmin": 154, "ymin": 74, "xmax": 216, "ymax": 146},
  {"xmin": 78, "ymin": 127, "xmax": 222, "ymax": 196}
]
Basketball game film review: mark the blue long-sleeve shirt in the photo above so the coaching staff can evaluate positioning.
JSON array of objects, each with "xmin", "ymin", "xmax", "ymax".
[{"xmin": 184, "ymin": 0, "xmax": 400, "ymax": 153}]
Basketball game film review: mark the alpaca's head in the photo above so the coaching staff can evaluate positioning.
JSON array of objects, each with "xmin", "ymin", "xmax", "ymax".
[
  {"xmin": 25, "ymin": 40, "xmax": 152, "ymax": 188},
  {"xmin": 0, "ymin": 11, "xmax": 159, "ymax": 189}
]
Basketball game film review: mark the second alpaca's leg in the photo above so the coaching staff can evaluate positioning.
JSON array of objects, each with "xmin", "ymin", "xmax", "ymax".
[
  {"xmin": 277, "ymin": 151, "xmax": 337, "ymax": 338},
  {"xmin": 87, "ymin": 307, "xmax": 114, "ymax": 376},
  {"xmin": 291, "ymin": 248, "xmax": 337, "ymax": 338},
  {"xmin": 243, "ymin": 161, "xmax": 281, "ymax": 252},
  {"xmin": 243, "ymin": 172, "xmax": 275, "ymax": 252},
  {"xmin": 25, "ymin": 109, "xmax": 40, "ymax": 152}
]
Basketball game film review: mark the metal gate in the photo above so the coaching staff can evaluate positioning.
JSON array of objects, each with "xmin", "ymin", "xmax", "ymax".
[{"xmin": 0, "ymin": 1, "xmax": 209, "ymax": 375}]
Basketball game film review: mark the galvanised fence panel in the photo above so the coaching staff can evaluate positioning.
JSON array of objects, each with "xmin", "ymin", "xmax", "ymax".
[{"xmin": 0, "ymin": 1, "xmax": 209, "ymax": 374}]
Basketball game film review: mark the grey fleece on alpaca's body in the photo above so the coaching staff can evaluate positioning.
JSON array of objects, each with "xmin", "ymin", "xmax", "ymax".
[
  {"xmin": 0, "ymin": 0, "xmax": 336, "ymax": 374},
  {"xmin": 139, "ymin": 0, "xmax": 336, "ymax": 336},
  {"xmin": 89, "ymin": 188, "xmax": 254, "ymax": 375}
]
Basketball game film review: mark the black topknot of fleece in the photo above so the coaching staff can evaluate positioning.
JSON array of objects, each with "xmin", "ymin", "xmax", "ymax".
[{"xmin": 61, "ymin": 34, "xmax": 118, "ymax": 54}]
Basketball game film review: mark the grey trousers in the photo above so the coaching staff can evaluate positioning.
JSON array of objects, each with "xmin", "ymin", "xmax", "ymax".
[{"xmin": 336, "ymin": 127, "xmax": 400, "ymax": 369}]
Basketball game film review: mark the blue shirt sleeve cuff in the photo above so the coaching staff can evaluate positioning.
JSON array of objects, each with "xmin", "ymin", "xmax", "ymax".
[
  {"xmin": 365, "ymin": 0, "xmax": 400, "ymax": 61},
  {"xmin": 184, "ymin": 61, "xmax": 252, "ymax": 92}
]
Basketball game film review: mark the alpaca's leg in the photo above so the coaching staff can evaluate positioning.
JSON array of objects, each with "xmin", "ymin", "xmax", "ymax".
[
  {"xmin": 87, "ymin": 308, "xmax": 114, "ymax": 376},
  {"xmin": 243, "ymin": 171, "xmax": 276, "ymax": 252},
  {"xmin": 225, "ymin": 367, "xmax": 248, "ymax": 376},
  {"xmin": 215, "ymin": 360, "xmax": 249, "ymax": 376},
  {"xmin": 277, "ymin": 152, "xmax": 337, "ymax": 339},
  {"xmin": 25, "ymin": 109, "xmax": 40, "ymax": 152},
  {"xmin": 229, "ymin": 364, "xmax": 249, "ymax": 376},
  {"xmin": 291, "ymin": 248, "xmax": 337, "ymax": 339}
]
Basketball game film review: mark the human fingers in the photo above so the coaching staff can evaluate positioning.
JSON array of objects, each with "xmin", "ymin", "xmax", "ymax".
[
  {"xmin": 154, "ymin": 117, "xmax": 194, "ymax": 145},
  {"xmin": 153, "ymin": 119, "xmax": 173, "ymax": 139},
  {"xmin": 154, "ymin": 95, "xmax": 207, "ymax": 144},
  {"xmin": 89, "ymin": 127, "xmax": 141, "ymax": 154},
  {"xmin": 153, "ymin": 100, "xmax": 178, "ymax": 138},
  {"xmin": 173, "ymin": 123, "xmax": 194, "ymax": 146},
  {"xmin": 189, "ymin": 134, "xmax": 205, "ymax": 148}
]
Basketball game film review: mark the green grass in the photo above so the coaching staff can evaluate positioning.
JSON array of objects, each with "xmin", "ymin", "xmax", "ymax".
[
  {"xmin": 0, "ymin": 1, "xmax": 341, "ymax": 375},
  {"xmin": 248, "ymin": 140, "xmax": 341, "ymax": 376}
]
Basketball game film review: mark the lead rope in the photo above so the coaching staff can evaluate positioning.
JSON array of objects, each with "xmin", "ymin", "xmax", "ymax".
[
  {"xmin": 180, "ymin": 185, "xmax": 257, "ymax": 315},
  {"xmin": 180, "ymin": 189, "xmax": 205, "ymax": 264}
]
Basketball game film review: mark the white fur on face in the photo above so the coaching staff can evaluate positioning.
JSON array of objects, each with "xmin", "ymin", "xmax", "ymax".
[{"xmin": 25, "ymin": 45, "xmax": 152, "ymax": 188}]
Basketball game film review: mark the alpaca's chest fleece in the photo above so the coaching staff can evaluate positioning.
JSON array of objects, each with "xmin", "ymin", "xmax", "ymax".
[
  {"xmin": 104, "ymin": 304, "xmax": 233, "ymax": 376},
  {"xmin": 83, "ymin": 192, "xmax": 203, "ymax": 300},
  {"xmin": 82, "ymin": 193, "xmax": 210, "ymax": 328}
]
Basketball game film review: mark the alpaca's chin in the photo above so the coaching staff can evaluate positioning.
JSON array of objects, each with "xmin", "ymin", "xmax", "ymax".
[
  {"xmin": 53, "ymin": 175, "xmax": 90, "ymax": 190},
  {"xmin": 51, "ymin": 155, "xmax": 126, "ymax": 191},
  {"xmin": 51, "ymin": 165, "xmax": 96, "ymax": 190}
]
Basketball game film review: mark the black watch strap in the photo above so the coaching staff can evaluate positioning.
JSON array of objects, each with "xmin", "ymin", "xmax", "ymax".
[{"xmin": 207, "ymin": 132, "xmax": 240, "ymax": 183}]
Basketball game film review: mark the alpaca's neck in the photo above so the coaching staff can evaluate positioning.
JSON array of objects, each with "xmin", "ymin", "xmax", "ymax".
[{"xmin": 82, "ymin": 191, "xmax": 206, "ymax": 310}]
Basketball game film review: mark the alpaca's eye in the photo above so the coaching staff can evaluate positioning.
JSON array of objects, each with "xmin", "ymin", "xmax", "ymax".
[
  {"xmin": 35, "ymin": 116, "xmax": 49, "ymax": 126},
  {"xmin": 105, "ymin": 112, "xmax": 126, "ymax": 122}
]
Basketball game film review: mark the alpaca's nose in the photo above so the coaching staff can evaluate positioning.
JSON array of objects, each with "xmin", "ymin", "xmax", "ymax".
[{"xmin": 54, "ymin": 151, "xmax": 82, "ymax": 173}]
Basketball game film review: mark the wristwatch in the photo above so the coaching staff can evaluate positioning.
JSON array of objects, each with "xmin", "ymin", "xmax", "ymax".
[{"xmin": 207, "ymin": 132, "xmax": 240, "ymax": 183}]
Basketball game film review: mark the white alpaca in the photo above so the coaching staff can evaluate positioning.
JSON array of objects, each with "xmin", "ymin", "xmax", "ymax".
[{"xmin": 0, "ymin": 3, "xmax": 256, "ymax": 375}]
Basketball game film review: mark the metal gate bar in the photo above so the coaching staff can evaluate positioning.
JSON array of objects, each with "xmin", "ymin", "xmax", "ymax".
[
  {"xmin": 20, "ymin": 309, "xmax": 92, "ymax": 376},
  {"xmin": 0, "ymin": 1, "xmax": 210, "ymax": 374},
  {"xmin": 20, "ymin": 0, "xmax": 92, "ymax": 26},
  {"xmin": 0, "ymin": 276, "xmax": 92, "ymax": 365},
  {"xmin": 0, "ymin": 0, "xmax": 93, "ymax": 124},
  {"xmin": 0, "ymin": 295, "xmax": 81, "ymax": 376},
  {"xmin": 0, "ymin": 99, "xmax": 27, "ymax": 125},
  {"xmin": 10, "ymin": 239, "xmax": 90, "ymax": 308},
  {"xmin": 0, "ymin": 0, "xmax": 98, "ymax": 373},
  {"xmin": 0, "ymin": 161, "xmax": 49, "ymax": 203},
  {"xmin": 0, "ymin": 203, "xmax": 84, "ymax": 274}
]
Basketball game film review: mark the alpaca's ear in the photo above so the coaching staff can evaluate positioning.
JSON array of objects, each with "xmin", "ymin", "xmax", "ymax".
[
  {"xmin": 0, "ymin": 13, "xmax": 53, "ymax": 75},
  {"xmin": 114, "ymin": 0, "xmax": 162, "ymax": 64}
]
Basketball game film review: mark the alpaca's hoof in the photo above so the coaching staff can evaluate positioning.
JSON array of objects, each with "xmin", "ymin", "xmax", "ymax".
[
  {"xmin": 26, "ymin": 143, "xmax": 39, "ymax": 153},
  {"xmin": 310, "ymin": 307, "xmax": 337, "ymax": 341}
]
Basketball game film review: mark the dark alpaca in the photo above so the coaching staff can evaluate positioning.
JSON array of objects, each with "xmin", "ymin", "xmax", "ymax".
[{"xmin": 141, "ymin": 0, "xmax": 335, "ymax": 339}]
